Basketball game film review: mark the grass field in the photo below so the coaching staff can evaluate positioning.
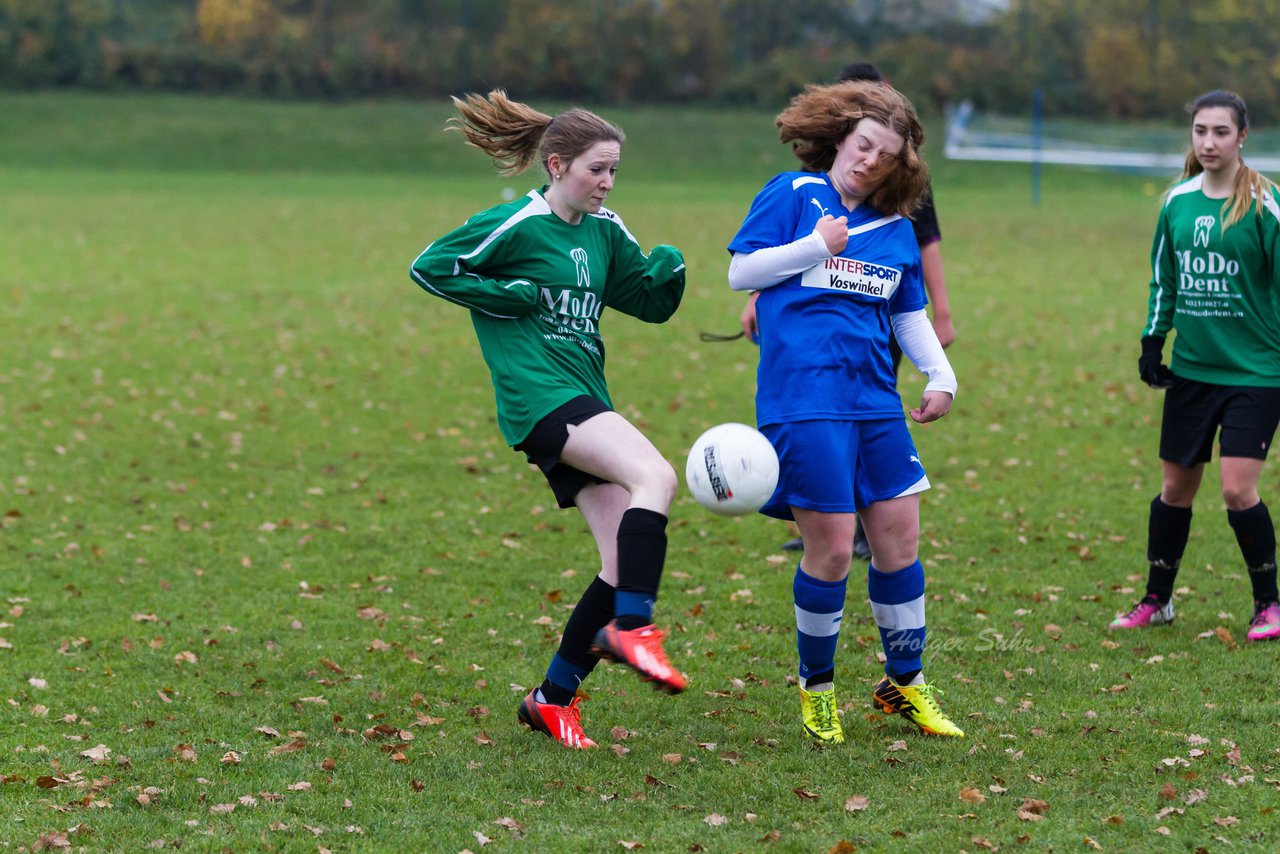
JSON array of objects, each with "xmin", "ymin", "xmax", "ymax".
[{"xmin": 1, "ymin": 91, "xmax": 1276, "ymax": 852}]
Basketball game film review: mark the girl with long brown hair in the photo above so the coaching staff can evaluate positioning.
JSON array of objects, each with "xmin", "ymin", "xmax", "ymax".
[{"xmin": 411, "ymin": 91, "xmax": 690, "ymax": 748}]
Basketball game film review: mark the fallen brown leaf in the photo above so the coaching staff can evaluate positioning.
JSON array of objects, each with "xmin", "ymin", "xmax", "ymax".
[
  {"xmin": 80, "ymin": 745, "xmax": 111, "ymax": 764},
  {"xmin": 844, "ymin": 795, "xmax": 870, "ymax": 812},
  {"xmin": 33, "ymin": 831, "xmax": 70, "ymax": 850},
  {"xmin": 1019, "ymin": 798, "xmax": 1049, "ymax": 815},
  {"xmin": 268, "ymin": 738, "xmax": 307, "ymax": 757}
]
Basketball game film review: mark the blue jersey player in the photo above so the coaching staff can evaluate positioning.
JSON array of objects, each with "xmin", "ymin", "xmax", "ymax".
[{"xmin": 728, "ymin": 80, "xmax": 964, "ymax": 743}]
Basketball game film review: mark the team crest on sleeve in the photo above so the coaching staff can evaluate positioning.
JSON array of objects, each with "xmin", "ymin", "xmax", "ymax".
[{"xmin": 800, "ymin": 256, "xmax": 902, "ymax": 299}]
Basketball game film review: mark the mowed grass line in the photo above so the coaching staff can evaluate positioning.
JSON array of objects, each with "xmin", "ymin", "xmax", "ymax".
[{"xmin": 1, "ymin": 93, "xmax": 1276, "ymax": 851}]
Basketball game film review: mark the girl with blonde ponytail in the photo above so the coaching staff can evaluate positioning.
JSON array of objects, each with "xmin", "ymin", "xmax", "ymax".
[{"xmin": 1114, "ymin": 89, "xmax": 1280, "ymax": 642}]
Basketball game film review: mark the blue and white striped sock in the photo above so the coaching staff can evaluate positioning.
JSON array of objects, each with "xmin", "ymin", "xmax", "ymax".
[
  {"xmin": 868, "ymin": 560, "xmax": 926, "ymax": 680},
  {"xmin": 793, "ymin": 565, "xmax": 847, "ymax": 690}
]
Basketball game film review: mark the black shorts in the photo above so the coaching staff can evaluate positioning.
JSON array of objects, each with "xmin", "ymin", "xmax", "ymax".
[
  {"xmin": 1160, "ymin": 377, "xmax": 1280, "ymax": 465},
  {"xmin": 514, "ymin": 395, "xmax": 612, "ymax": 508}
]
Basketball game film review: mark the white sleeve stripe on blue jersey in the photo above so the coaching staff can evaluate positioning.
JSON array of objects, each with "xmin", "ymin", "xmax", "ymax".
[
  {"xmin": 791, "ymin": 175, "xmax": 827, "ymax": 191},
  {"xmin": 847, "ymin": 214, "xmax": 903, "ymax": 237}
]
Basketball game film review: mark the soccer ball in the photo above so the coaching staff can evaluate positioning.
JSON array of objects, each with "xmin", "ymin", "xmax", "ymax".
[{"xmin": 685, "ymin": 423, "xmax": 779, "ymax": 516}]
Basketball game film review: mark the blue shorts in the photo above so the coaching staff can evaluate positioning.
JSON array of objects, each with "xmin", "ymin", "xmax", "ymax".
[{"xmin": 758, "ymin": 419, "xmax": 930, "ymax": 521}]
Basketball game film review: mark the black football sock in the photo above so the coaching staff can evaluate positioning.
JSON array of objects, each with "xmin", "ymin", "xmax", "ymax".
[
  {"xmin": 1228, "ymin": 501, "xmax": 1279, "ymax": 603},
  {"xmin": 614, "ymin": 508, "xmax": 667, "ymax": 630},
  {"xmin": 540, "ymin": 575, "xmax": 616, "ymax": 704},
  {"xmin": 1146, "ymin": 496, "xmax": 1192, "ymax": 603}
]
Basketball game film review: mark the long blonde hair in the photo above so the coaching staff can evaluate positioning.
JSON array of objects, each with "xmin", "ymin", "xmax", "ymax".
[
  {"xmin": 776, "ymin": 80, "xmax": 929, "ymax": 218},
  {"xmin": 447, "ymin": 89, "xmax": 624, "ymax": 178},
  {"xmin": 1179, "ymin": 90, "xmax": 1277, "ymax": 230}
]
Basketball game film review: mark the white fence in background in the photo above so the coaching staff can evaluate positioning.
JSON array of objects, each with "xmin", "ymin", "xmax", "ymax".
[{"xmin": 944, "ymin": 101, "xmax": 1280, "ymax": 175}]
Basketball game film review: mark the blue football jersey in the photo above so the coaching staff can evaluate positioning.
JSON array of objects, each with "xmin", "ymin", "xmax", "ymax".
[{"xmin": 728, "ymin": 171, "xmax": 926, "ymax": 426}]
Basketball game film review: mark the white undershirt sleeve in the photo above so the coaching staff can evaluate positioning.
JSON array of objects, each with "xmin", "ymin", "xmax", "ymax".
[
  {"xmin": 728, "ymin": 231, "xmax": 830, "ymax": 291},
  {"xmin": 891, "ymin": 309, "xmax": 957, "ymax": 397}
]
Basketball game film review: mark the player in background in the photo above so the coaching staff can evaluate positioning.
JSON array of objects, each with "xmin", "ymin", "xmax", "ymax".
[
  {"xmin": 744, "ymin": 62, "xmax": 956, "ymax": 558},
  {"xmin": 411, "ymin": 91, "xmax": 690, "ymax": 749},
  {"xmin": 1111, "ymin": 90, "xmax": 1280, "ymax": 641},
  {"xmin": 728, "ymin": 80, "xmax": 964, "ymax": 743}
]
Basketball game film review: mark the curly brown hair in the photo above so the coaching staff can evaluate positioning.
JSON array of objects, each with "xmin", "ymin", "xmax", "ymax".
[
  {"xmin": 776, "ymin": 80, "xmax": 928, "ymax": 218},
  {"xmin": 447, "ymin": 89, "xmax": 625, "ymax": 178}
]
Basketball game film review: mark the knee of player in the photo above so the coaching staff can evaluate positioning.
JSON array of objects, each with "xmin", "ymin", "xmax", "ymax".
[
  {"xmin": 1221, "ymin": 485, "xmax": 1260, "ymax": 512},
  {"xmin": 649, "ymin": 460, "xmax": 678, "ymax": 505},
  {"xmin": 809, "ymin": 545, "xmax": 854, "ymax": 577},
  {"xmin": 628, "ymin": 459, "xmax": 677, "ymax": 508}
]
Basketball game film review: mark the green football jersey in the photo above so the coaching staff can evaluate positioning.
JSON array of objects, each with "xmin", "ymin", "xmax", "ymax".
[
  {"xmin": 411, "ymin": 189, "xmax": 686, "ymax": 445},
  {"xmin": 1144, "ymin": 173, "xmax": 1280, "ymax": 386}
]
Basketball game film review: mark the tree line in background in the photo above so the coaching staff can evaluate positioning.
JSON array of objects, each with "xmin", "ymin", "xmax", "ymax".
[{"xmin": 2, "ymin": 0, "xmax": 1277, "ymax": 121}]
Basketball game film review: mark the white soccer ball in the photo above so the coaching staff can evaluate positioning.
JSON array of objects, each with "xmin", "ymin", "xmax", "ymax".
[{"xmin": 685, "ymin": 423, "xmax": 779, "ymax": 517}]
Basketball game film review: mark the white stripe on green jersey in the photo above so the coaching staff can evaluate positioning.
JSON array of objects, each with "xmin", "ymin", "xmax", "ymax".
[{"xmin": 411, "ymin": 188, "xmax": 685, "ymax": 445}]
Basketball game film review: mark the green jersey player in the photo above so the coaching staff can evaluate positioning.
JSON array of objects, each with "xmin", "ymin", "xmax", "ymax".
[
  {"xmin": 411, "ymin": 91, "xmax": 689, "ymax": 748},
  {"xmin": 1112, "ymin": 90, "xmax": 1280, "ymax": 642}
]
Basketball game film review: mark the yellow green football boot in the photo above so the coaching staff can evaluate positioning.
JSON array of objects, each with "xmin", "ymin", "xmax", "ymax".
[
  {"xmin": 873, "ymin": 677, "xmax": 964, "ymax": 737},
  {"xmin": 799, "ymin": 685, "xmax": 844, "ymax": 744}
]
